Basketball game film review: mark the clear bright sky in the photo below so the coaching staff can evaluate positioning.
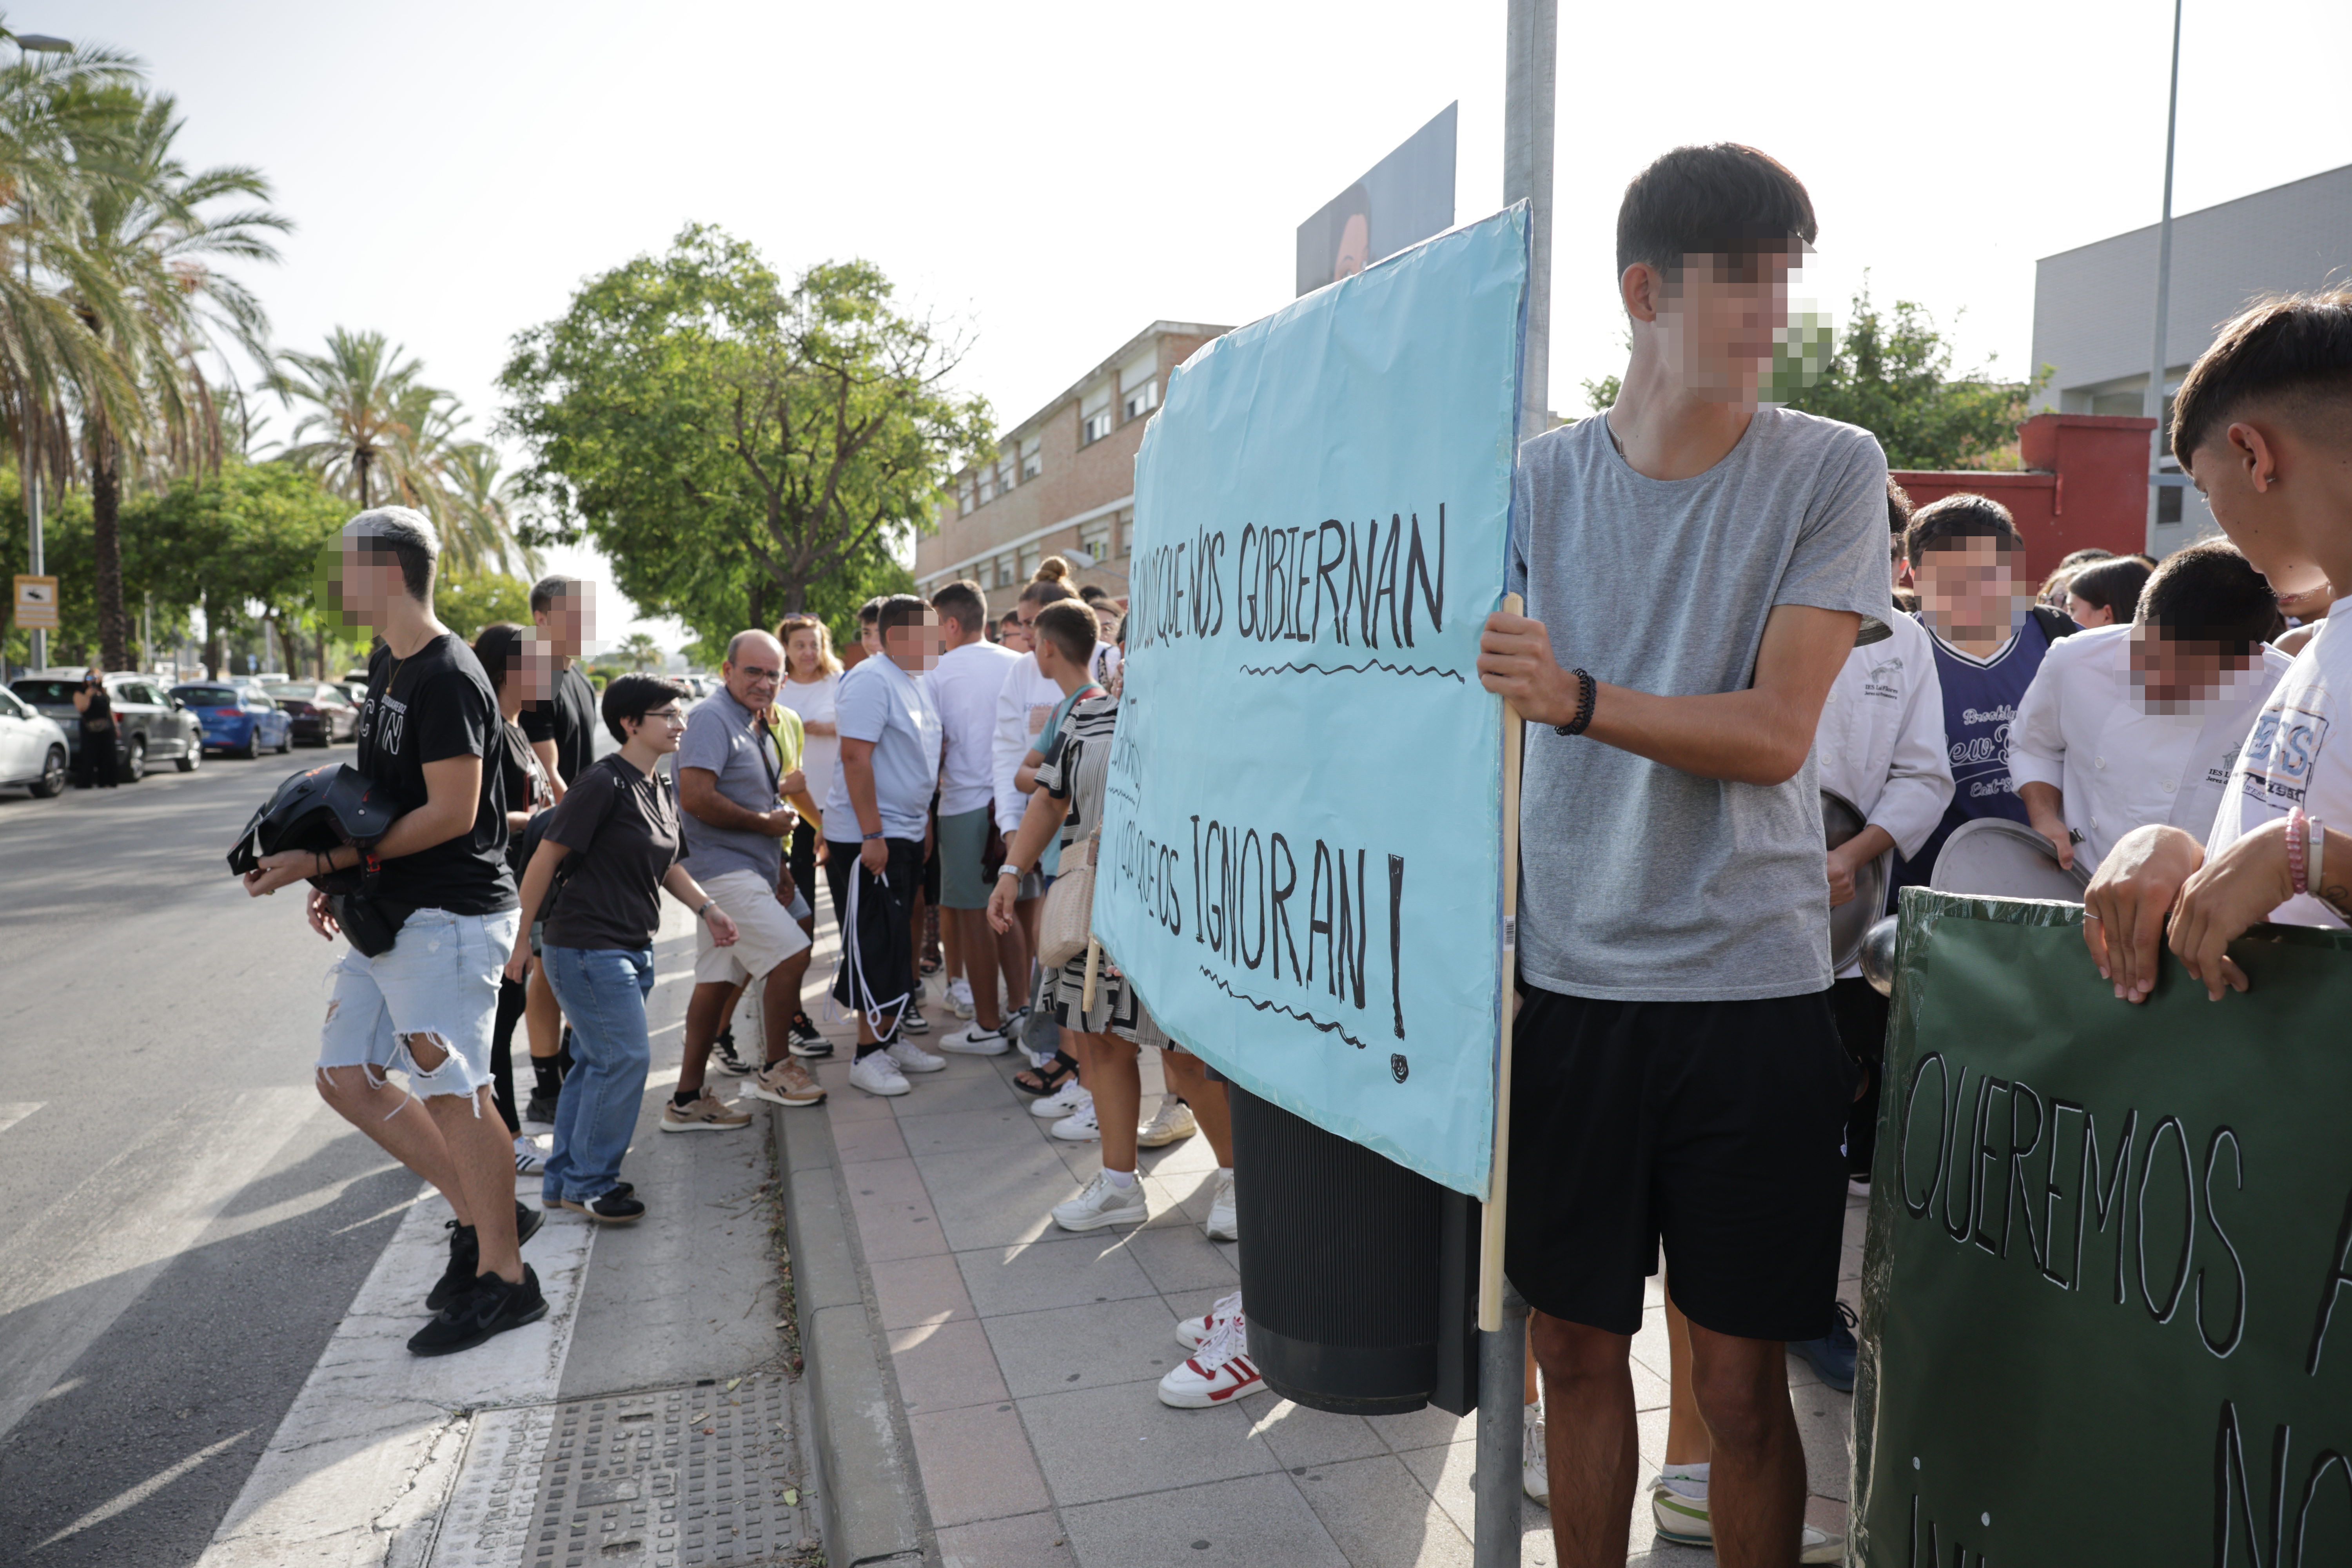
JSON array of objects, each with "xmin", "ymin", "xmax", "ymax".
[{"xmin": 62, "ymin": 0, "xmax": 2352, "ymax": 656}]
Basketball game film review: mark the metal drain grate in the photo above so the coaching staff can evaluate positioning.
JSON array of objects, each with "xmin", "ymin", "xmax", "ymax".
[{"xmin": 432, "ymin": 1375, "xmax": 809, "ymax": 1568}]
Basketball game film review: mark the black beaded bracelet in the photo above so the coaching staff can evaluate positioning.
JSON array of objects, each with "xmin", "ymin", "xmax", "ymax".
[{"xmin": 1554, "ymin": 668, "xmax": 1597, "ymax": 737}]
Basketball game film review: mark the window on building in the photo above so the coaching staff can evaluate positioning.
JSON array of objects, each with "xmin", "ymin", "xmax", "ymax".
[
  {"xmin": 978, "ymin": 470, "xmax": 996, "ymax": 506},
  {"xmin": 1080, "ymin": 384, "xmax": 1113, "ymax": 446},
  {"xmin": 997, "ymin": 457, "xmax": 1018, "ymax": 493},
  {"xmin": 995, "ymin": 554, "xmax": 1017, "ymax": 588},
  {"xmin": 1120, "ymin": 349, "xmax": 1159, "ymax": 422},
  {"xmin": 2157, "ymin": 483, "xmax": 2184, "ymax": 526},
  {"xmin": 1080, "ymin": 523, "xmax": 1111, "ymax": 563},
  {"xmin": 1020, "ymin": 435, "xmax": 1042, "ymax": 481},
  {"xmin": 1019, "ymin": 545, "xmax": 1042, "ymax": 580},
  {"xmin": 958, "ymin": 478, "xmax": 976, "ymax": 515}
]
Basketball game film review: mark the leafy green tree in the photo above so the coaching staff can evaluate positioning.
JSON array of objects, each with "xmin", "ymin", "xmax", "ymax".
[
  {"xmin": 433, "ymin": 571, "xmax": 530, "ymax": 643},
  {"xmin": 499, "ymin": 226, "xmax": 989, "ymax": 651},
  {"xmin": 137, "ymin": 460, "xmax": 346, "ymax": 676}
]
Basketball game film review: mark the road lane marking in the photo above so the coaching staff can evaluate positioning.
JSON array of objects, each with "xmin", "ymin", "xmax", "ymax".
[
  {"xmin": 36, "ymin": 1428, "xmax": 254, "ymax": 1549},
  {"xmin": 0, "ymin": 1102, "xmax": 39, "ymax": 1136}
]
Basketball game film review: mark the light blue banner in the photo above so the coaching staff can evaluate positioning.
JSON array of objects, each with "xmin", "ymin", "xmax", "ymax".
[{"xmin": 1093, "ymin": 205, "xmax": 1527, "ymax": 1197}]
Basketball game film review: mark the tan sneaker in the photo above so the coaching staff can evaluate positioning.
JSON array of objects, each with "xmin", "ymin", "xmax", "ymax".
[
  {"xmin": 748, "ymin": 1058, "xmax": 826, "ymax": 1108},
  {"xmin": 661, "ymin": 1091, "xmax": 752, "ymax": 1133}
]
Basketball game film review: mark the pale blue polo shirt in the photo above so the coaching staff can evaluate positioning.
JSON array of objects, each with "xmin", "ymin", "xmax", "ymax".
[{"xmin": 821, "ymin": 654, "xmax": 943, "ymax": 843}]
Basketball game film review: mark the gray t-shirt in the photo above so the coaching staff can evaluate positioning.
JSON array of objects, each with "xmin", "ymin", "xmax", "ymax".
[
  {"xmin": 1511, "ymin": 406, "xmax": 1892, "ymax": 1001},
  {"xmin": 677, "ymin": 687, "xmax": 784, "ymax": 883}
]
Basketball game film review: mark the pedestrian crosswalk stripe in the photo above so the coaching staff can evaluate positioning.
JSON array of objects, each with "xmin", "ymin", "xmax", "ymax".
[{"xmin": 0, "ymin": 1103, "xmax": 40, "ymax": 1137}]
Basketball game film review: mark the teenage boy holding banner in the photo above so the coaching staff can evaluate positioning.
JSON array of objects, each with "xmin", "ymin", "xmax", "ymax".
[{"xmin": 1477, "ymin": 144, "xmax": 1889, "ymax": 1566}]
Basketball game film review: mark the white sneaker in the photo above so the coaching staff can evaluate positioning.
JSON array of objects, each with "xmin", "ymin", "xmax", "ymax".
[
  {"xmin": 898, "ymin": 1005, "xmax": 931, "ymax": 1034},
  {"xmin": 1204, "ymin": 1169, "xmax": 1238, "ymax": 1241},
  {"xmin": 1051, "ymin": 1102, "xmax": 1101, "ymax": 1142},
  {"xmin": 1156, "ymin": 1310, "xmax": 1266, "ymax": 1407},
  {"xmin": 1137, "ymin": 1098, "xmax": 1197, "ymax": 1147},
  {"xmin": 1052, "ymin": 1170, "xmax": 1148, "ymax": 1231},
  {"xmin": 513, "ymin": 1136, "xmax": 544, "ymax": 1177},
  {"xmin": 1522, "ymin": 1403, "xmax": 1548, "ymax": 1503},
  {"xmin": 1801, "ymin": 1526, "xmax": 1846, "ymax": 1564},
  {"xmin": 849, "ymin": 1051, "xmax": 911, "ymax": 1097},
  {"xmin": 937, "ymin": 1022, "xmax": 1011, "ymax": 1056},
  {"xmin": 1650, "ymin": 1472, "xmax": 1710, "ymax": 1546},
  {"xmin": 888, "ymin": 1036, "xmax": 946, "ymax": 1074},
  {"xmin": 1175, "ymin": 1289, "xmax": 1243, "ymax": 1352},
  {"xmin": 1030, "ymin": 1080, "xmax": 1091, "ymax": 1120},
  {"xmin": 946, "ymin": 977, "xmax": 975, "ymax": 1018}
]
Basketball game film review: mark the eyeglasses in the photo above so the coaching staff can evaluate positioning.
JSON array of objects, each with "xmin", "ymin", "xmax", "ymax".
[
  {"xmin": 735, "ymin": 664, "xmax": 782, "ymax": 682},
  {"xmin": 642, "ymin": 707, "xmax": 686, "ymax": 724}
]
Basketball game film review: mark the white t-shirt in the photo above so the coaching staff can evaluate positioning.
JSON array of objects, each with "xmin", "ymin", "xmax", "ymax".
[
  {"xmin": 926, "ymin": 639, "xmax": 1020, "ymax": 815},
  {"xmin": 2010, "ymin": 623, "xmax": 2289, "ymax": 875},
  {"xmin": 993, "ymin": 653, "xmax": 1064, "ymax": 836},
  {"xmin": 2205, "ymin": 612, "xmax": 2352, "ymax": 928},
  {"xmin": 777, "ymin": 673, "xmax": 840, "ymax": 815}
]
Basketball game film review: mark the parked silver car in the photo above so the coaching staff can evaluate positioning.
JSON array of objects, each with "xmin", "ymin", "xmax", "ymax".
[
  {"xmin": 9, "ymin": 670, "xmax": 207, "ymax": 781},
  {"xmin": 0, "ymin": 685, "xmax": 69, "ymax": 795}
]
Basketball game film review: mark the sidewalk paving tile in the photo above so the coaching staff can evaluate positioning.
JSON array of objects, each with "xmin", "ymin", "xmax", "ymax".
[
  {"xmin": 1122, "ymin": 1222, "xmax": 1242, "ymax": 1294},
  {"xmin": 887, "ymin": 1316, "xmax": 1011, "ymax": 1413},
  {"xmin": 922, "ymin": 1143, "xmax": 1093, "ymax": 1251},
  {"xmin": 982, "ymin": 1297, "xmax": 1182, "ymax": 1397},
  {"xmin": 955, "ymin": 1236, "xmax": 1158, "ymax": 1318},
  {"xmin": 1243, "ymin": 1399, "xmax": 1388, "ymax": 1469},
  {"xmin": 906, "ymin": 1399, "xmax": 1053, "ymax": 1527},
  {"xmin": 869, "ymin": 1252, "xmax": 977, "ymax": 1331},
  {"xmin": 1295, "ymin": 1453, "xmax": 1475, "ymax": 1567},
  {"xmin": 1019, "ymin": 1381, "xmax": 1282, "ymax": 1506},
  {"xmin": 896, "ymin": 1104, "xmax": 1044, "ymax": 1156},
  {"xmin": 842, "ymin": 1155, "xmax": 949, "ymax": 1262},
  {"xmin": 1368, "ymin": 1403, "xmax": 1473, "ymax": 1454},
  {"xmin": 936, "ymin": 1508, "xmax": 1081, "ymax": 1568},
  {"xmin": 1058, "ymin": 1473, "xmax": 1348, "ymax": 1568},
  {"xmin": 831, "ymin": 1113, "xmax": 909, "ymax": 1163}
]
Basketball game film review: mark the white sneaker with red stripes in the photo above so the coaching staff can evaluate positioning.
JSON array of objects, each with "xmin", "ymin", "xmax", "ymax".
[
  {"xmin": 1157, "ymin": 1304, "xmax": 1267, "ymax": 1408},
  {"xmin": 1174, "ymin": 1289, "xmax": 1243, "ymax": 1353}
]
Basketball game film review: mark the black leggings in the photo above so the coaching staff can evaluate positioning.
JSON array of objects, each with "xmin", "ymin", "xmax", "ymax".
[
  {"xmin": 77, "ymin": 730, "xmax": 118, "ymax": 788},
  {"xmin": 789, "ymin": 820, "xmax": 820, "ymax": 922}
]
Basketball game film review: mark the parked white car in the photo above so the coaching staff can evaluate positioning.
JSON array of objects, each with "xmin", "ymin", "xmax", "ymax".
[{"xmin": 0, "ymin": 685, "xmax": 69, "ymax": 796}]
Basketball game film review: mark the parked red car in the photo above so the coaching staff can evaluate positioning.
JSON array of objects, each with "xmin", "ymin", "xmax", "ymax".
[{"xmin": 269, "ymin": 681, "xmax": 358, "ymax": 746}]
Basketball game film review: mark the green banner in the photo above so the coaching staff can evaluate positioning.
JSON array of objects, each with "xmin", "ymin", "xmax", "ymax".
[{"xmin": 1855, "ymin": 889, "xmax": 2352, "ymax": 1566}]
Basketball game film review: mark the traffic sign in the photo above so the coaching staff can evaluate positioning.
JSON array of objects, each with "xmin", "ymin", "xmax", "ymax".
[{"xmin": 12, "ymin": 574, "xmax": 57, "ymax": 630}]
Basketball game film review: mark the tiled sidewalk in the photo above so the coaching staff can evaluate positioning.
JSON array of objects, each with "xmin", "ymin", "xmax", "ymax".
[{"xmin": 795, "ymin": 953, "xmax": 1864, "ymax": 1566}]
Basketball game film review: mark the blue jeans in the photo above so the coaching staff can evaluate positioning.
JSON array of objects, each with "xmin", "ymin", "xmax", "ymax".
[{"xmin": 541, "ymin": 945, "xmax": 655, "ymax": 1205}]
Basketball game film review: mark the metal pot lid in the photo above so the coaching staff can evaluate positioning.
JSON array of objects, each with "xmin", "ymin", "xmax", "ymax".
[
  {"xmin": 1928, "ymin": 817, "xmax": 2091, "ymax": 904},
  {"xmin": 1824, "ymin": 789, "xmax": 1894, "ymax": 971}
]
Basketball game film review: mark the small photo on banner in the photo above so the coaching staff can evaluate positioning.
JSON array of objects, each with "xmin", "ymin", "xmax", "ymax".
[{"xmin": 1092, "ymin": 203, "xmax": 1529, "ymax": 1198}]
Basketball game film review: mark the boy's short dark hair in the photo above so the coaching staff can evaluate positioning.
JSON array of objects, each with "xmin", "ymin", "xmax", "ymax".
[
  {"xmin": 1616, "ymin": 144, "xmax": 1817, "ymax": 285},
  {"xmin": 875, "ymin": 593, "xmax": 931, "ymax": 638},
  {"xmin": 930, "ymin": 579, "xmax": 987, "ymax": 635},
  {"xmin": 2138, "ymin": 539, "xmax": 2284, "ymax": 654},
  {"xmin": 529, "ymin": 574, "xmax": 581, "ymax": 615},
  {"xmin": 858, "ymin": 597, "xmax": 884, "ymax": 627},
  {"xmin": 1885, "ymin": 477, "xmax": 1914, "ymax": 541},
  {"xmin": 1078, "ymin": 584, "xmax": 1109, "ymax": 605},
  {"xmin": 2066, "ymin": 557, "xmax": 2152, "ymax": 623},
  {"xmin": 1033, "ymin": 601, "xmax": 1098, "ymax": 667},
  {"xmin": 601, "ymin": 673, "xmax": 686, "ymax": 743},
  {"xmin": 2172, "ymin": 289, "xmax": 2352, "ymax": 464},
  {"xmin": 1904, "ymin": 493, "xmax": 2024, "ymax": 569}
]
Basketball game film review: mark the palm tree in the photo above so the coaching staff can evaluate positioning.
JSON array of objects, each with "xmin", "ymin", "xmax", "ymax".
[
  {"xmin": 438, "ymin": 439, "xmax": 539, "ymax": 578},
  {"xmin": 54, "ymin": 85, "xmax": 286, "ymax": 668},
  {"xmin": 621, "ymin": 632, "xmax": 659, "ymax": 671},
  {"xmin": 270, "ymin": 327, "xmax": 438, "ymax": 511}
]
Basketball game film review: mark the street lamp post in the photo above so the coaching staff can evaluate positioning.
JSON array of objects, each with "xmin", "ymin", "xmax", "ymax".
[
  {"xmin": 2144, "ymin": 0, "xmax": 2185, "ymax": 554},
  {"xmin": 9, "ymin": 29, "xmax": 67, "ymax": 671}
]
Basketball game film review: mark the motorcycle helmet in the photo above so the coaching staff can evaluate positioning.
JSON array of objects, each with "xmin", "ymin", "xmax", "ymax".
[{"xmin": 227, "ymin": 763, "xmax": 403, "ymax": 877}]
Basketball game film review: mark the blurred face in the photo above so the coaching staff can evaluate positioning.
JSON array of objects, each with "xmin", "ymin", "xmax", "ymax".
[
  {"xmin": 626, "ymin": 699, "xmax": 688, "ymax": 756},
  {"xmin": 883, "ymin": 610, "xmax": 945, "ymax": 673},
  {"xmin": 2130, "ymin": 625, "xmax": 2259, "ymax": 712},
  {"xmin": 534, "ymin": 585, "xmax": 594, "ymax": 659},
  {"xmin": 785, "ymin": 626, "xmax": 822, "ymax": 677},
  {"xmin": 1638, "ymin": 245, "xmax": 1801, "ymax": 406},
  {"xmin": 2067, "ymin": 592, "xmax": 2114, "ymax": 629},
  {"xmin": 1915, "ymin": 539, "xmax": 2029, "ymax": 645},
  {"xmin": 331, "ymin": 537, "xmax": 405, "ymax": 622},
  {"xmin": 724, "ymin": 633, "xmax": 783, "ymax": 711},
  {"xmin": 509, "ymin": 636, "xmax": 554, "ymax": 703}
]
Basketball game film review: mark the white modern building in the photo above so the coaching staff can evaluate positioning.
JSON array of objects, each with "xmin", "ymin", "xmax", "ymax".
[{"xmin": 2030, "ymin": 162, "xmax": 2352, "ymax": 554}]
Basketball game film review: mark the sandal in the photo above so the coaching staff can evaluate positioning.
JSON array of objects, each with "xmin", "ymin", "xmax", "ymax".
[{"xmin": 1014, "ymin": 1051, "xmax": 1079, "ymax": 1097}]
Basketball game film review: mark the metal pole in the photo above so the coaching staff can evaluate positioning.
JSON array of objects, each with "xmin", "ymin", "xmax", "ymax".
[
  {"xmin": 1503, "ymin": 0, "xmax": 1556, "ymax": 443},
  {"xmin": 27, "ymin": 471, "xmax": 44, "ymax": 671},
  {"xmin": 2144, "ymin": 0, "xmax": 2183, "ymax": 554},
  {"xmin": 1475, "ymin": 1281, "xmax": 1531, "ymax": 1568}
]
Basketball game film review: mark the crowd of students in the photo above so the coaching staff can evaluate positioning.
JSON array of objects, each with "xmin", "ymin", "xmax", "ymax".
[{"xmin": 232, "ymin": 137, "xmax": 2352, "ymax": 1568}]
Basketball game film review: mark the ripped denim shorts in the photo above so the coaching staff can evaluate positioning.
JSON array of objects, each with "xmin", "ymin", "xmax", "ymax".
[{"xmin": 318, "ymin": 906, "xmax": 521, "ymax": 1101}]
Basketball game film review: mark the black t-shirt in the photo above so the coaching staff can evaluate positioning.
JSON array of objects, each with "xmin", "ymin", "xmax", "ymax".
[
  {"xmin": 541, "ymin": 754, "xmax": 680, "ymax": 951},
  {"xmin": 356, "ymin": 634, "xmax": 518, "ymax": 915},
  {"xmin": 522, "ymin": 662, "xmax": 599, "ymax": 788},
  {"xmin": 495, "ymin": 719, "xmax": 554, "ymax": 875},
  {"xmin": 81, "ymin": 686, "xmax": 113, "ymax": 730}
]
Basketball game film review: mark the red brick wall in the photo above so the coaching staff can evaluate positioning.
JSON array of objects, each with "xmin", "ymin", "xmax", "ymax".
[{"xmin": 1893, "ymin": 414, "xmax": 2156, "ymax": 580}]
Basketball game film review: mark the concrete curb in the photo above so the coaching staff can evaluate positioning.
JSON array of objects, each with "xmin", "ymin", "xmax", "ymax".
[{"xmin": 771, "ymin": 1098, "xmax": 938, "ymax": 1568}]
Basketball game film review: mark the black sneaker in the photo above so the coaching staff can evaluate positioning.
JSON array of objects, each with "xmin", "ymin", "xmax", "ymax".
[
  {"xmin": 560, "ymin": 1190, "xmax": 646, "ymax": 1225},
  {"xmin": 515, "ymin": 1200, "xmax": 543, "ymax": 1248},
  {"xmin": 523, "ymin": 1086, "xmax": 559, "ymax": 1126},
  {"xmin": 788, "ymin": 1016, "xmax": 833, "ymax": 1058},
  {"xmin": 711, "ymin": 1025, "xmax": 755, "ymax": 1076},
  {"xmin": 407, "ymin": 1265, "xmax": 549, "ymax": 1356},
  {"xmin": 426, "ymin": 1220, "xmax": 479, "ymax": 1311}
]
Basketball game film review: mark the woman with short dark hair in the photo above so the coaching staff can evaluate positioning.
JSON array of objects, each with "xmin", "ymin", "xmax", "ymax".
[
  {"xmin": 503, "ymin": 674, "xmax": 742, "ymax": 1222},
  {"xmin": 2066, "ymin": 555, "xmax": 2153, "ymax": 628}
]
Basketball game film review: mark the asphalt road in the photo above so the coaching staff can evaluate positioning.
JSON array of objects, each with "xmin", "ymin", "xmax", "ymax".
[{"xmin": 0, "ymin": 743, "xmax": 424, "ymax": 1566}]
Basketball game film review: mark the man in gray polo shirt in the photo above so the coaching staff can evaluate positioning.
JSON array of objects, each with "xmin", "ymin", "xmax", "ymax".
[{"xmin": 672, "ymin": 630, "xmax": 824, "ymax": 1128}]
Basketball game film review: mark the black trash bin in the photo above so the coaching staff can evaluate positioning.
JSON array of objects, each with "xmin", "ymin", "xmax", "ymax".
[{"xmin": 1231, "ymin": 1085, "xmax": 1477, "ymax": 1416}]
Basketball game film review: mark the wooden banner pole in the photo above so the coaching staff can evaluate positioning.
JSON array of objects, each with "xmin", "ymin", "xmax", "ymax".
[{"xmin": 1479, "ymin": 592, "xmax": 1526, "ymax": 1334}]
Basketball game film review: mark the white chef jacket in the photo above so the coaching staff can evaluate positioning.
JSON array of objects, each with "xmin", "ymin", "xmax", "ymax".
[
  {"xmin": 2008, "ymin": 622, "xmax": 2290, "ymax": 876},
  {"xmin": 1814, "ymin": 609, "xmax": 1954, "ymax": 977},
  {"xmin": 2205, "ymin": 610, "xmax": 2352, "ymax": 928}
]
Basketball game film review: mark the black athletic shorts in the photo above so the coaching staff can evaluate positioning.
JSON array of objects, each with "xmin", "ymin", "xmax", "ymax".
[
  {"xmin": 826, "ymin": 838, "xmax": 924, "ymax": 1007},
  {"xmin": 921, "ymin": 798, "xmax": 942, "ymax": 904},
  {"xmin": 1504, "ymin": 985, "xmax": 1855, "ymax": 1341},
  {"xmin": 789, "ymin": 820, "xmax": 820, "ymax": 921}
]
